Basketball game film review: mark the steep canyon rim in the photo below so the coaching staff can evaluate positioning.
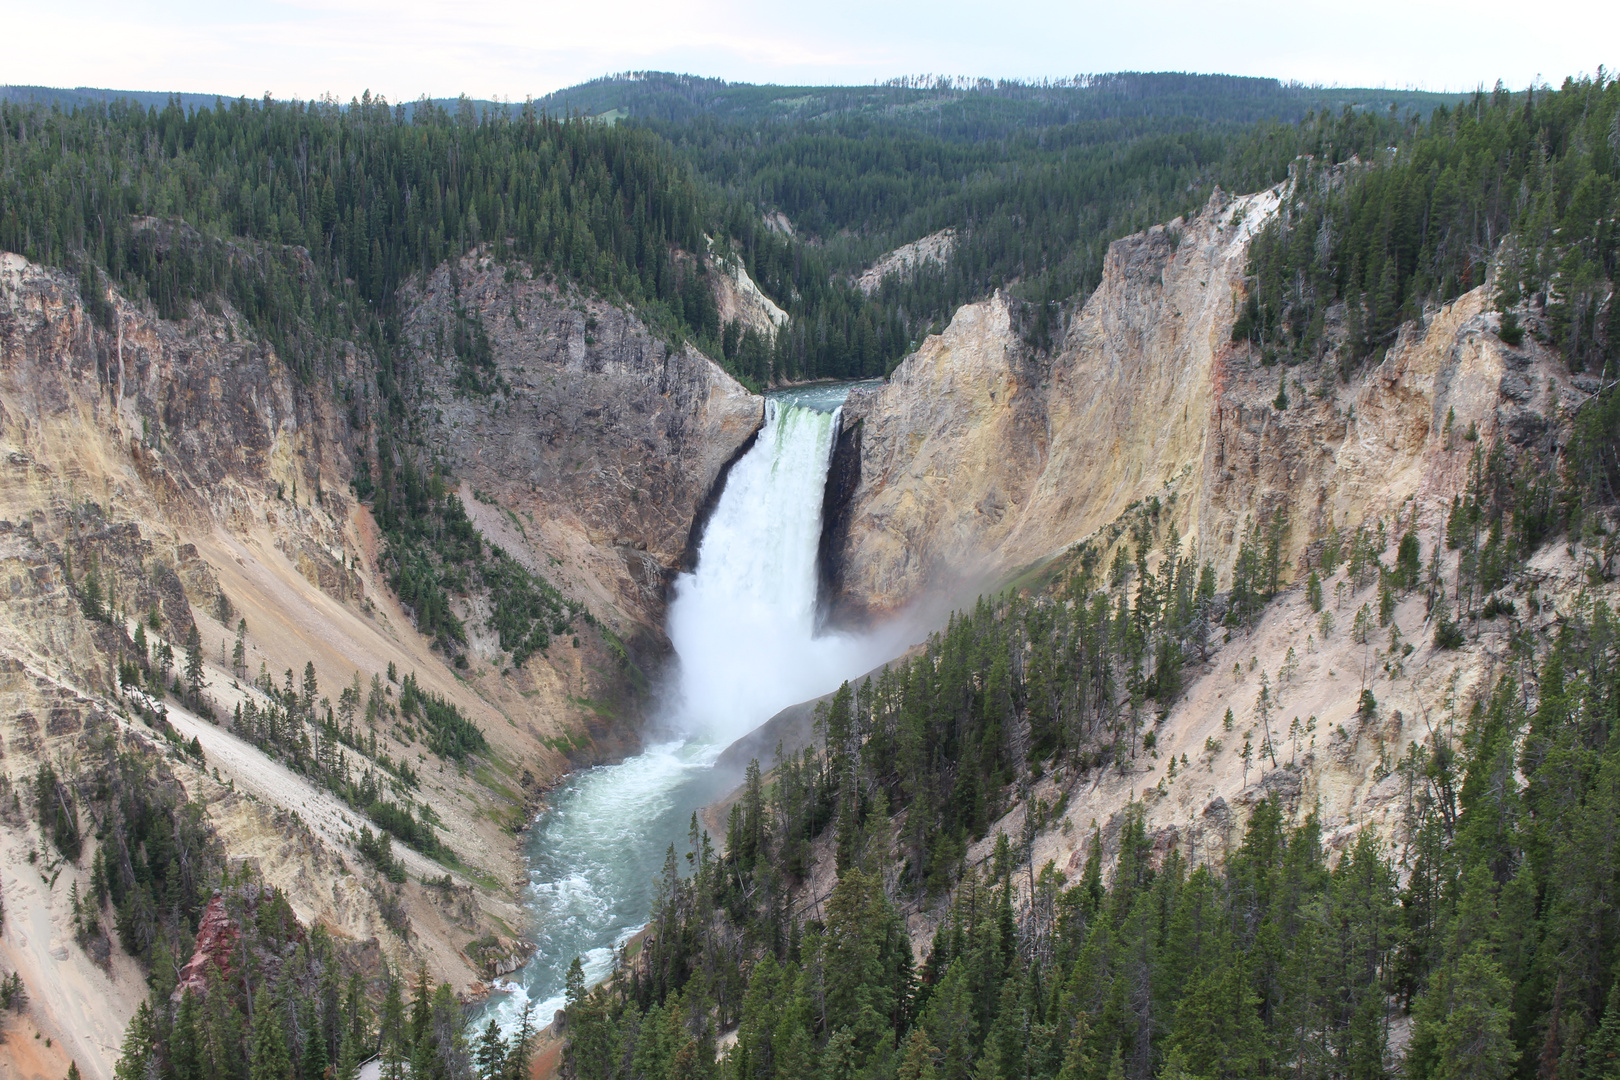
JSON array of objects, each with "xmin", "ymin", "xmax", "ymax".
[{"xmin": 1, "ymin": 87, "xmax": 1612, "ymax": 1074}]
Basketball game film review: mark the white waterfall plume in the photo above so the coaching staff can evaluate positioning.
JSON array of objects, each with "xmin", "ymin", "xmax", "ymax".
[{"xmin": 666, "ymin": 397, "xmax": 882, "ymax": 743}]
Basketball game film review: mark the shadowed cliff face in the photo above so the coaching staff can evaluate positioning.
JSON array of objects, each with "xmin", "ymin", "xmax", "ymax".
[
  {"xmin": 824, "ymin": 183, "xmax": 1560, "ymax": 622},
  {"xmin": 400, "ymin": 253, "xmax": 763, "ymax": 652}
]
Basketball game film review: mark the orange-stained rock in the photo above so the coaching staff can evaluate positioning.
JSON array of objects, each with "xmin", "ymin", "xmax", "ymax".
[{"xmin": 172, "ymin": 897, "xmax": 239, "ymax": 1000}]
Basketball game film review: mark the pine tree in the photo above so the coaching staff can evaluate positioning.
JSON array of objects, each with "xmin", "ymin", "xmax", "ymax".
[
  {"xmin": 1588, "ymin": 967, "xmax": 1620, "ymax": 1080},
  {"xmin": 113, "ymin": 1002, "xmax": 158, "ymax": 1080},
  {"xmin": 380, "ymin": 973, "xmax": 408, "ymax": 1080},
  {"xmin": 302, "ymin": 662, "xmax": 320, "ymax": 718},
  {"xmin": 184, "ymin": 623, "xmax": 205, "ymax": 702},
  {"xmin": 564, "ymin": 956, "xmax": 616, "ymax": 1080},
  {"xmin": 336, "ymin": 1025, "xmax": 363, "ymax": 1080},
  {"xmin": 1426, "ymin": 946, "xmax": 1518, "ymax": 1080},
  {"xmin": 507, "ymin": 1002, "xmax": 536, "ymax": 1080},
  {"xmin": 409, "ymin": 964, "xmax": 433, "ymax": 1047},
  {"xmin": 249, "ymin": 1007, "xmax": 294, "ymax": 1080},
  {"xmin": 898, "ymin": 1027, "xmax": 941, "ymax": 1080},
  {"xmin": 474, "ymin": 1019, "xmax": 506, "ymax": 1080},
  {"xmin": 79, "ymin": 555, "xmax": 106, "ymax": 621},
  {"xmin": 170, "ymin": 991, "xmax": 202, "ymax": 1080},
  {"xmin": 299, "ymin": 999, "xmax": 328, "ymax": 1080}
]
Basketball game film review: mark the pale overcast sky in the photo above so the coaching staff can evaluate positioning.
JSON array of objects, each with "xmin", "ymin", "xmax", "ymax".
[{"xmin": 3, "ymin": 0, "xmax": 1615, "ymax": 101}]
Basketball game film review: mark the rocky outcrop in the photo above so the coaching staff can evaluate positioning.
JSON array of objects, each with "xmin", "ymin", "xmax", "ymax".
[
  {"xmin": 808, "ymin": 182, "xmax": 1610, "ymax": 920},
  {"xmin": 712, "ymin": 255, "xmax": 788, "ymax": 337},
  {"xmin": 855, "ymin": 228, "xmax": 957, "ymax": 295},
  {"xmin": 826, "ymin": 291, "xmax": 1042, "ymax": 618},
  {"xmin": 399, "ymin": 252, "xmax": 762, "ymax": 644},
  {"xmin": 826, "ymin": 184, "xmax": 1563, "ymax": 621},
  {"xmin": 0, "ymin": 245, "xmax": 760, "ymax": 1077},
  {"xmin": 173, "ymin": 897, "xmax": 240, "ymax": 999}
]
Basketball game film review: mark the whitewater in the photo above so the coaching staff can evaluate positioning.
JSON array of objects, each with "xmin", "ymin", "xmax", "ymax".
[{"xmin": 484, "ymin": 382, "xmax": 905, "ymax": 1033}]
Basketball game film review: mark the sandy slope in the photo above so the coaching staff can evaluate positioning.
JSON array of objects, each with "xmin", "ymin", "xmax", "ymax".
[
  {"xmin": 0, "ymin": 816, "xmax": 148, "ymax": 1079},
  {"xmin": 0, "ymin": 1012, "xmax": 78, "ymax": 1080},
  {"xmin": 160, "ymin": 697, "xmax": 442, "ymax": 881}
]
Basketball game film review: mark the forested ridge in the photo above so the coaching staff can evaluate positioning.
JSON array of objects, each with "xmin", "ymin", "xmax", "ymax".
[
  {"xmin": 0, "ymin": 72, "xmax": 1460, "ymax": 390},
  {"xmin": 649, "ymin": 82, "xmax": 1433, "ymax": 363},
  {"xmin": 542, "ymin": 74, "xmax": 1620, "ymax": 1080},
  {"xmin": 1238, "ymin": 74, "xmax": 1620, "ymax": 512},
  {"xmin": 533, "ymin": 71, "xmax": 1456, "ymax": 135},
  {"xmin": 0, "ymin": 92, "xmax": 710, "ymax": 383},
  {"xmin": 1239, "ymin": 76, "xmax": 1620, "ymax": 378}
]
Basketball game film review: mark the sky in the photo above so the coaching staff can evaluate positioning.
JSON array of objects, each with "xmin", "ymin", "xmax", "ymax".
[{"xmin": 2, "ymin": 0, "xmax": 1616, "ymax": 102}]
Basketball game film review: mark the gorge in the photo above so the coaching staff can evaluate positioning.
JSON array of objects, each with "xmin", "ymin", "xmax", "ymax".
[{"xmin": 0, "ymin": 69, "xmax": 1615, "ymax": 1080}]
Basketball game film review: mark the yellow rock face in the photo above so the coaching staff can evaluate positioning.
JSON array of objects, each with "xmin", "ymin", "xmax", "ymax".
[
  {"xmin": 829, "ymin": 184, "xmax": 1537, "ymax": 620},
  {"xmin": 0, "ymin": 247, "xmax": 761, "ymax": 1077}
]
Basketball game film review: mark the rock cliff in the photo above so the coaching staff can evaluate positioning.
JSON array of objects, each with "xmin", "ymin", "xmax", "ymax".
[
  {"xmin": 399, "ymin": 252, "xmax": 761, "ymax": 651},
  {"xmin": 0, "ymin": 247, "xmax": 757, "ymax": 1077},
  {"xmin": 855, "ymin": 228, "xmax": 957, "ymax": 295},
  {"xmin": 827, "ymin": 184, "xmax": 1562, "ymax": 620},
  {"xmin": 712, "ymin": 254, "xmax": 788, "ymax": 337},
  {"xmin": 815, "ymin": 182, "xmax": 1606, "ymax": 922},
  {"xmin": 827, "ymin": 187, "xmax": 1279, "ymax": 618}
]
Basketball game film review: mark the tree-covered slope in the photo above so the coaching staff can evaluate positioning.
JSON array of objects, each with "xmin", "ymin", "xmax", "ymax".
[
  {"xmin": 0, "ymin": 73, "xmax": 1470, "ymax": 388},
  {"xmin": 1239, "ymin": 76, "xmax": 1620, "ymax": 503},
  {"xmin": 547, "ymin": 72, "xmax": 1620, "ymax": 1080},
  {"xmin": 537, "ymin": 71, "xmax": 1458, "ymax": 143},
  {"xmin": 0, "ymin": 95, "xmax": 712, "ymax": 379}
]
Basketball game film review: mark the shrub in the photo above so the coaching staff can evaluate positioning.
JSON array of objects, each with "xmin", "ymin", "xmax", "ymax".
[{"xmin": 1434, "ymin": 620, "xmax": 1466, "ymax": 649}]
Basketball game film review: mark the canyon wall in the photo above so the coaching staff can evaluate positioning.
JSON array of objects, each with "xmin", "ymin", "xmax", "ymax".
[
  {"xmin": 828, "ymin": 184, "xmax": 1569, "ymax": 620},
  {"xmin": 399, "ymin": 252, "xmax": 762, "ymax": 651},
  {"xmin": 0, "ymin": 249, "xmax": 756, "ymax": 1077},
  {"xmin": 816, "ymin": 184, "xmax": 1604, "ymax": 930}
]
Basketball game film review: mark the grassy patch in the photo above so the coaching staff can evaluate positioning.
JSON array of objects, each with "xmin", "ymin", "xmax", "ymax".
[{"xmin": 542, "ymin": 727, "xmax": 592, "ymax": 755}]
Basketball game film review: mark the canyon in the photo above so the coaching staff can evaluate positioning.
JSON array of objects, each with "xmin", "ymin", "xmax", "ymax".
[
  {"xmin": 811, "ymin": 180, "xmax": 1608, "ymax": 939},
  {"xmin": 0, "ymin": 174, "xmax": 1607, "ymax": 1076}
]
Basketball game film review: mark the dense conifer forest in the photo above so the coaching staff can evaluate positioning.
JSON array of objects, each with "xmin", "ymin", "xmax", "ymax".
[
  {"xmin": 0, "ymin": 73, "xmax": 1455, "ymax": 388},
  {"xmin": 552, "ymin": 421, "xmax": 1620, "ymax": 1080},
  {"xmin": 1239, "ymin": 77, "xmax": 1620, "ymax": 378}
]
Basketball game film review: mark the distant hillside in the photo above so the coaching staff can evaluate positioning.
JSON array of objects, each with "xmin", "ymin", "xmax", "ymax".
[
  {"xmin": 0, "ymin": 72, "xmax": 1478, "ymax": 389},
  {"xmin": 0, "ymin": 84, "xmax": 232, "ymax": 113},
  {"xmin": 5, "ymin": 71, "xmax": 1463, "ymax": 134},
  {"xmin": 535, "ymin": 70, "xmax": 1465, "ymax": 140}
]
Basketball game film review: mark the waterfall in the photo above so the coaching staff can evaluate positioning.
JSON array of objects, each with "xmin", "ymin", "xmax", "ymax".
[
  {"xmin": 484, "ymin": 385, "xmax": 898, "ymax": 1034},
  {"xmin": 666, "ymin": 397, "xmax": 868, "ymax": 743}
]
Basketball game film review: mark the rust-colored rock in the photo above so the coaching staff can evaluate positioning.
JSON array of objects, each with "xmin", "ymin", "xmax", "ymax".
[{"xmin": 172, "ymin": 897, "xmax": 239, "ymax": 1000}]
